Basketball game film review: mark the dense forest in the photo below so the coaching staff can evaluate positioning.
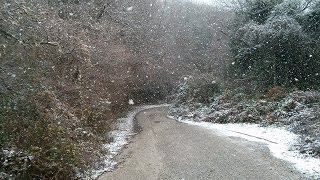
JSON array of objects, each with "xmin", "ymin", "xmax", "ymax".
[
  {"xmin": 1, "ymin": 0, "xmax": 320, "ymax": 179},
  {"xmin": 230, "ymin": 0, "xmax": 320, "ymax": 90}
]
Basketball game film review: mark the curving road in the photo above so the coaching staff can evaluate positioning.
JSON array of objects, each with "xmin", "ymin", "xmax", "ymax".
[{"xmin": 99, "ymin": 106, "xmax": 304, "ymax": 180}]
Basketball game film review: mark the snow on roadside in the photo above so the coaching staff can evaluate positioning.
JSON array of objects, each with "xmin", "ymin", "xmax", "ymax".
[
  {"xmin": 169, "ymin": 116, "xmax": 320, "ymax": 179},
  {"xmin": 89, "ymin": 104, "xmax": 169, "ymax": 179}
]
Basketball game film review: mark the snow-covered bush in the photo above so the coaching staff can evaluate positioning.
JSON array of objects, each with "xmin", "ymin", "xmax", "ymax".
[
  {"xmin": 170, "ymin": 75, "xmax": 222, "ymax": 106},
  {"xmin": 301, "ymin": 1, "xmax": 320, "ymax": 39},
  {"xmin": 170, "ymin": 89, "xmax": 320, "ymax": 157},
  {"xmin": 169, "ymin": 75, "xmax": 223, "ymax": 121}
]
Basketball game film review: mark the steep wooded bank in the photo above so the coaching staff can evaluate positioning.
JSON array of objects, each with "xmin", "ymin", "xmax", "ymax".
[
  {"xmin": 0, "ymin": 0, "xmax": 166, "ymax": 178},
  {"xmin": 0, "ymin": 0, "xmax": 232, "ymax": 179},
  {"xmin": 0, "ymin": 0, "xmax": 147, "ymax": 178}
]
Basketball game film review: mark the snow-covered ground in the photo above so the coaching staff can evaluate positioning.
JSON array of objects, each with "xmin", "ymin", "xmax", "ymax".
[
  {"xmin": 170, "ymin": 116, "xmax": 320, "ymax": 179},
  {"xmin": 88, "ymin": 104, "xmax": 169, "ymax": 179}
]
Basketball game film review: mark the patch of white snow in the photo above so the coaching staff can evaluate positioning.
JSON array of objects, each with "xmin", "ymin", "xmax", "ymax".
[
  {"xmin": 128, "ymin": 99, "xmax": 134, "ymax": 105},
  {"xmin": 126, "ymin": 6, "xmax": 133, "ymax": 11},
  {"xmin": 168, "ymin": 116, "xmax": 320, "ymax": 179}
]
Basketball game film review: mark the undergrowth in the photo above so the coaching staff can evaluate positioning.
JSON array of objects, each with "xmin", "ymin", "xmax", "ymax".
[
  {"xmin": 169, "ymin": 77, "xmax": 320, "ymax": 158},
  {"xmin": 0, "ymin": 91, "xmax": 125, "ymax": 179}
]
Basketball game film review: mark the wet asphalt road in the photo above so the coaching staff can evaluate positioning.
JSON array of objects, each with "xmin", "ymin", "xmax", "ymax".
[{"xmin": 99, "ymin": 106, "xmax": 304, "ymax": 180}]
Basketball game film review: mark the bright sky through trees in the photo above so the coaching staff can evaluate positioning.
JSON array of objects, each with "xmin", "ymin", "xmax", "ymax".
[{"xmin": 190, "ymin": 0, "xmax": 223, "ymax": 6}]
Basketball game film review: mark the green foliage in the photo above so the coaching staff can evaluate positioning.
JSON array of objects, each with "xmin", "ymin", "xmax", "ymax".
[
  {"xmin": 0, "ymin": 94, "xmax": 79, "ymax": 179},
  {"xmin": 301, "ymin": 2, "xmax": 320, "ymax": 39},
  {"xmin": 248, "ymin": 0, "xmax": 282, "ymax": 24},
  {"xmin": 230, "ymin": 0, "xmax": 320, "ymax": 91},
  {"xmin": 234, "ymin": 0, "xmax": 282, "ymax": 25},
  {"xmin": 0, "ymin": 89, "xmax": 120, "ymax": 179}
]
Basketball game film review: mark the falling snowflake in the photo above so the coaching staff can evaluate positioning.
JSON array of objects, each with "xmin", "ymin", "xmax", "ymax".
[{"xmin": 128, "ymin": 99, "xmax": 134, "ymax": 105}]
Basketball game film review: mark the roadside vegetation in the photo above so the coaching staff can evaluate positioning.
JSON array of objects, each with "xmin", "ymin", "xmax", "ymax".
[
  {"xmin": 2, "ymin": 0, "xmax": 320, "ymax": 179},
  {"xmin": 169, "ymin": 0, "xmax": 320, "ymax": 159},
  {"xmin": 0, "ymin": 0, "xmax": 173, "ymax": 178}
]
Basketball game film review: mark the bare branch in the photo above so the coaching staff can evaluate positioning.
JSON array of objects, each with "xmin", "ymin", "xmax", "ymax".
[
  {"xmin": 301, "ymin": 0, "xmax": 315, "ymax": 11},
  {"xmin": 0, "ymin": 29, "xmax": 19, "ymax": 41}
]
